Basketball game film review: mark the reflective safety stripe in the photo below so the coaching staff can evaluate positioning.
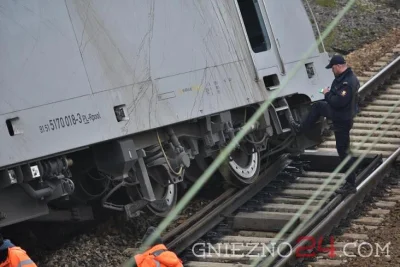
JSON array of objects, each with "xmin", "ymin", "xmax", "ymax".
[
  {"xmin": 153, "ymin": 259, "xmax": 160, "ymax": 267},
  {"xmin": 152, "ymin": 249, "xmax": 166, "ymax": 257},
  {"xmin": 18, "ymin": 259, "xmax": 35, "ymax": 267}
]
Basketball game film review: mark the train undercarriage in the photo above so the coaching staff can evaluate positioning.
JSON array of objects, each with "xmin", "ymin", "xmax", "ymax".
[{"xmin": 0, "ymin": 94, "xmax": 325, "ymax": 227}]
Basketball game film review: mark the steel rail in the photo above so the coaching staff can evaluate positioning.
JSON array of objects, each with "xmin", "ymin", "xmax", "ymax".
[
  {"xmin": 270, "ymin": 147, "xmax": 400, "ymax": 267},
  {"xmin": 358, "ymin": 55, "xmax": 400, "ymax": 101},
  {"xmin": 162, "ymin": 188, "xmax": 237, "ymax": 243},
  {"xmin": 266, "ymin": 152, "xmax": 384, "ymax": 267}
]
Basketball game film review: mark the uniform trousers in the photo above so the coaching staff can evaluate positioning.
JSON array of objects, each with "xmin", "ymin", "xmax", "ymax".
[{"xmin": 302, "ymin": 101, "xmax": 356, "ymax": 185}]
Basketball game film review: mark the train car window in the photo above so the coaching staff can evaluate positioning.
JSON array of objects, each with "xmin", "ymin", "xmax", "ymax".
[{"xmin": 237, "ymin": 0, "xmax": 271, "ymax": 53}]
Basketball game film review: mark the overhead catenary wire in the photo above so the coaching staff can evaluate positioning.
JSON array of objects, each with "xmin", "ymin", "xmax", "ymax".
[{"xmin": 119, "ymin": 0, "xmax": 362, "ymax": 266}]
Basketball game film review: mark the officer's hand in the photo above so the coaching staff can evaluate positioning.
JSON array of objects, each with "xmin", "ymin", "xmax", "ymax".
[{"xmin": 322, "ymin": 87, "xmax": 330, "ymax": 94}]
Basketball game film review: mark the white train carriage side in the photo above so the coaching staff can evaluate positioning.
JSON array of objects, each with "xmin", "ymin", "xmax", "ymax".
[{"xmin": 0, "ymin": 0, "xmax": 333, "ymax": 226}]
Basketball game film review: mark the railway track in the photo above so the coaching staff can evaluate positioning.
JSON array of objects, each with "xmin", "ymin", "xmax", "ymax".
[
  {"xmin": 298, "ymin": 171, "xmax": 400, "ymax": 266},
  {"xmin": 159, "ymin": 152, "xmax": 385, "ymax": 267},
  {"xmin": 121, "ymin": 47, "xmax": 400, "ymax": 267}
]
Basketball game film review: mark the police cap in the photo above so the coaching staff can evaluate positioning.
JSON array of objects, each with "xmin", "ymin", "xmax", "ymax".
[{"xmin": 326, "ymin": 54, "xmax": 346, "ymax": 69}]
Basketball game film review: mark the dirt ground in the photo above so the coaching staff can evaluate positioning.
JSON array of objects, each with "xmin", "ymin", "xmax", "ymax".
[
  {"xmin": 344, "ymin": 199, "xmax": 400, "ymax": 266},
  {"xmin": 345, "ymin": 28, "xmax": 400, "ymax": 76}
]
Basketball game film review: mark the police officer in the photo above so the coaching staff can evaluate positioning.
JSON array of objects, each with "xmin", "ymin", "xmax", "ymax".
[{"xmin": 290, "ymin": 54, "xmax": 360, "ymax": 195}]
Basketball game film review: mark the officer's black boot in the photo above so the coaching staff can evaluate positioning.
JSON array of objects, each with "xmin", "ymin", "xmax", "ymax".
[
  {"xmin": 335, "ymin": 182, "xmax": 356, "ymax": 195},
  {"xmin": 335, "ymin": 174, "xmax": 356, "ymax": 195}
]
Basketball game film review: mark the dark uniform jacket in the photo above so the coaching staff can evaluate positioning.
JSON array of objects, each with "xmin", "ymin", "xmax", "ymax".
[{"xmin": 324, "ymin": 67, "xmax": 360, "ymax": 121}]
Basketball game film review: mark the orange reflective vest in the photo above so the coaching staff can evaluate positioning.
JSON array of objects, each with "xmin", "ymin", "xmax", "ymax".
[
  {"xmin": 134, "ymin": 244, "xmax": 183, "ymax": 267},
  {"xmin": 0, "ymin": 247, "xmax": 37, "ymax": 267}
]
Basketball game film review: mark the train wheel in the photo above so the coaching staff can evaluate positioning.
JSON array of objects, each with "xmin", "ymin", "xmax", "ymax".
[
  {"xmin": 146, "ymin": 167, "xmax": 178, "ymax": 217},
  {"xmin": 218, "ymin": 142, "xmax": 261, "ymax": 187}
]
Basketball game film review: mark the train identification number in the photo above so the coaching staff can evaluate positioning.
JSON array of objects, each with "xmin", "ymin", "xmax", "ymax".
[{"xmin": 38, "ymin": 112, "xmax": 101, "ymax": 134}]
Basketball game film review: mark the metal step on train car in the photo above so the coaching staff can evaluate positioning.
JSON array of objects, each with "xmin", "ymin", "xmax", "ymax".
[{"xmin": 0, "ymin": 0, "xmax": 334, "ymax": 226}]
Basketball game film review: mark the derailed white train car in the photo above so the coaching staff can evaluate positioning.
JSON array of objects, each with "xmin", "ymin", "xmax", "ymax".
[{"xmin": 0, "ymin": 0, "xmax": 333, "ymax": 226}]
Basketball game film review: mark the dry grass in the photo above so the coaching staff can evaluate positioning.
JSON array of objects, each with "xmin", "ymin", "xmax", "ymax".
[{"xmin": 345, "ymin": 28, "xmax": 400, "ymax": 75}]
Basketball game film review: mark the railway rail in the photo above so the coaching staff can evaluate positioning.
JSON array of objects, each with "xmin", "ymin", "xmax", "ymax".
[{"xmin": 121, "ymin": 47, "xmax": 400, "ymax": 267}]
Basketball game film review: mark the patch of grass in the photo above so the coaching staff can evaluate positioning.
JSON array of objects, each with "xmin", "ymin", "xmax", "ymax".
[
  {"xmin": 349, "ymin": 27, "xmax": 364, "ymax": 37},
  {"xmin": 323, "ymin": 28, "xmax": 337, "ymax": 50},
  {"xmin": 355, "ymin": 0, "xmax": 376, "ymax": 12},
  {"xmin": 321, "ymin": 26, "xmax": 367, "ymax": 52},
  {"xmin": 315, "ymin": 0, "xmax": 337, "ymax": 8}
]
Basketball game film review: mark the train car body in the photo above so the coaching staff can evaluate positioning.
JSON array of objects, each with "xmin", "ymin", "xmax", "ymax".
[{"xmin": 0, "ymin": 0, "xmax": 333, "ymax": 226}]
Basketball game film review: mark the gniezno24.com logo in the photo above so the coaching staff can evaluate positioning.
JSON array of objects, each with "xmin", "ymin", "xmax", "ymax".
[{"xmin": 191, "ymin": 237, "xmax": 391, "ymax": 259}]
